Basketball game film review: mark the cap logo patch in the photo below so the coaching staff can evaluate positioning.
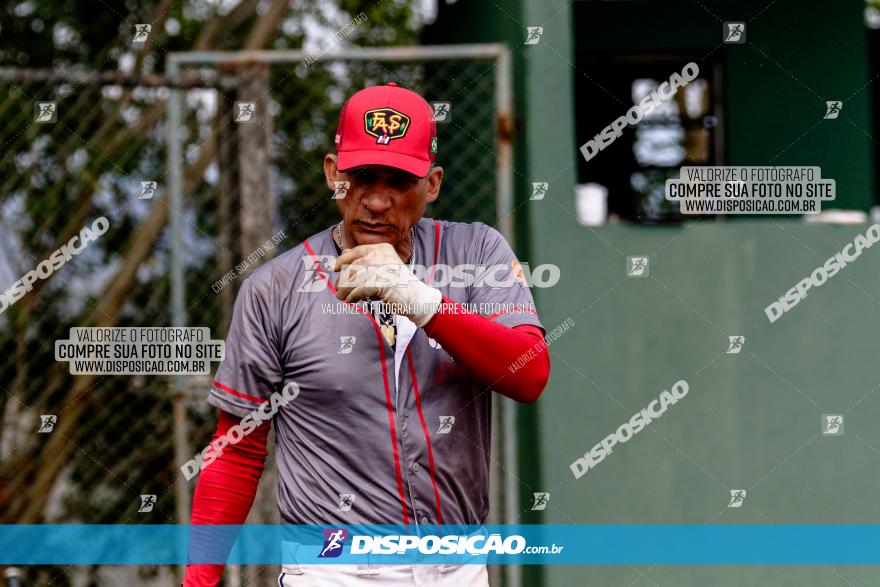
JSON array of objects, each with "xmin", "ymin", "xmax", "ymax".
[{"xmin": 364, "ymin": 108, "xmax": 410, "ymax": 144}]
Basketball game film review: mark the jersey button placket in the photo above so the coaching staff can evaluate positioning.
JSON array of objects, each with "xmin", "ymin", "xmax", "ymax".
[{"xmin": 395, "ymin": 355, "xmax": 421, "ymax": 529}]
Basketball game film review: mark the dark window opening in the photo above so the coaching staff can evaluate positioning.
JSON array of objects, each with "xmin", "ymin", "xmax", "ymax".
[{"xmin": 574, "ymin": 55, "xmax": 723, "ymax": 223}]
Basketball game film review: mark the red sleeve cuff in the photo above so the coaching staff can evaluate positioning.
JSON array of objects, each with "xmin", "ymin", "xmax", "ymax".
[{"xmin": 422, "ymin": 296, "xmax": 549, "ymax": 403}]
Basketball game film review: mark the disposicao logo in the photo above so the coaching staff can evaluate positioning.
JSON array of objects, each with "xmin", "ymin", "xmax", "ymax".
[{"xmin": 318, "ymin": 528, "xmax": 349, "ymax": 558}]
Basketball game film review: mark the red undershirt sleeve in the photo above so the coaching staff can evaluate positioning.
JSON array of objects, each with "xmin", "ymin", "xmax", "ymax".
[
  {"xmin": 182, "ymin": 410, "xmax": 270, "ymax": 587},
  {"xmin": 422, "ymin": 296, "xmax": 550, "ymax": 403}
]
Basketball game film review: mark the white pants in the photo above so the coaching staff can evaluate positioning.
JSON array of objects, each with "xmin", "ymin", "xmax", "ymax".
[{"xmin": 278, "ymin": 564, "xmax": 490, "ymax": 586}]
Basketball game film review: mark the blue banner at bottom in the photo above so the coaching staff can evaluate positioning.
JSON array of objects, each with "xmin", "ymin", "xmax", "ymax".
[{"xmin": 1, "ymin": 525, "xmax": 879, "ymax": 565}]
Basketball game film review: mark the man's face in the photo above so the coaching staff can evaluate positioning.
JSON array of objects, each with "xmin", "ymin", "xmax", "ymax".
[{"xmin": 324, "ymin": 154, "xmax": 443, "ymax": 250}]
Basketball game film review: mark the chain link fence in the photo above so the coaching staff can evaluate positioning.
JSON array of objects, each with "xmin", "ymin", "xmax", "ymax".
[
  {"xmin": 268, "ymin": 57, "xmax": 501, "ymax": 239},
  {"xmin": 0, "ymin": 65, "xmax": 235, "ymax": 585},
  {"xmin": 0, "ymin": 45, "xmax": 509, "ymax": 586}
]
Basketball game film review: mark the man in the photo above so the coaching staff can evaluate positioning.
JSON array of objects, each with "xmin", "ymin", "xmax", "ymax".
[{"xmin": 184, "ymin": 83, "xmax": 550, "ymax": 586}]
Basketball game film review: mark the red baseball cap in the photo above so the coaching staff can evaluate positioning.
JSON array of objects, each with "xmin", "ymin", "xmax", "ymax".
[{"xmin": 335, "ymin": 83, "xmax": 438, "ymax": 177}]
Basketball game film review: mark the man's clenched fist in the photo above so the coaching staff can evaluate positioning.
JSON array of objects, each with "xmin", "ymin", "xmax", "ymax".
[{"xmin": 333, "ymin": 243, "xmax": 441, "ymax": 327}]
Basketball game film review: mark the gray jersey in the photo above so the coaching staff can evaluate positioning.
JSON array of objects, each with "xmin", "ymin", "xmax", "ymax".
[{"xmin": 207, "ymin": 218, "xmax": 543, "ymax": 526}]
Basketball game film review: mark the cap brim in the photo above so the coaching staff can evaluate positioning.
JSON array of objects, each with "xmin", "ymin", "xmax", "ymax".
[{"xmin": 337, "ymin": 149, "xmax": 431, "ymax": 178}]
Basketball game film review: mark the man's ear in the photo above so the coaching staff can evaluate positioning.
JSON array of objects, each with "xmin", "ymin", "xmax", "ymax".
[
  {"xmin": 324, "ymin": 154, "xmax": 340, "ymax": 191},
  {"xmin": 425, "ymin": 165, "xmax": 443, "ymax": 204}
]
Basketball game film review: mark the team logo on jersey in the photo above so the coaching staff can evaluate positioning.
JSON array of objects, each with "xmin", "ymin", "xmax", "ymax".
[
  {"xmin": 364, "ymin": 108, "xmax": 410, "ymax": 144},
  {"xmin": 318, "ymin": 528, "xmax": 349, "ymax": 558}
]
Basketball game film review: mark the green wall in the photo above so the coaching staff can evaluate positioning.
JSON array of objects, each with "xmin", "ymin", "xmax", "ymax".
[
  {"xmin": 424, "ymin": 1, "xmax": 880, "ymax": 585},
  {"xmin": 536, "ymin": 221, "xmax": 880, "ymax": 585}
]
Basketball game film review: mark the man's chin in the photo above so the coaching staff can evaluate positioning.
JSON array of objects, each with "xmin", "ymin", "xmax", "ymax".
[{"xmin": 351, "ymin": 227, "xmax": 398, "ymax": 246}]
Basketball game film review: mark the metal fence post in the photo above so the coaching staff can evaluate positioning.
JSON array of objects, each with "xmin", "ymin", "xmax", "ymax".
[
  {"xmin": 235, "ymin": 61, "xmax": 275, "ymax": 259},
  {"xmin": 233, "ymin": 61, "xmax": 278, "ymax": 587},
  {"xmin": 166, "ymin": 56, "xmax": 191, "ymax": 583},
  {"xmin": 216, "ymin": 82, "xmax": 240, "ymax": 334},
  {"xmin": 494, "ymin": 46, "xmax": 522, "ymax": 587}
]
